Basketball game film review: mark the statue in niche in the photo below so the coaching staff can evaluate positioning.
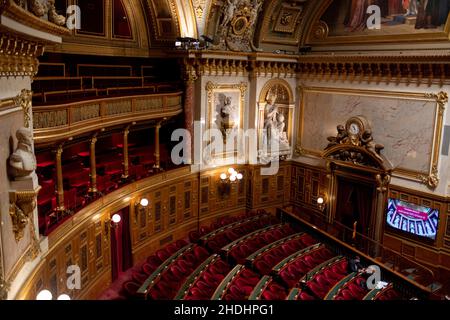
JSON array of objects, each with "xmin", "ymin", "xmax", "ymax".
[
  {"xmin": 217, "ymin": 95, "xmax": 237, "ymax": 141},
  {"xmin": 263, "ymin": 92, "xmax": 289, "ymax": 150},
  {"xmin": 8, "ymin": 127, "xmax": 37, "ymax": 180}
]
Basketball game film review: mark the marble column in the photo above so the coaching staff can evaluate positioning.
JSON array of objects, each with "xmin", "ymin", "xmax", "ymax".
[
  {"xmin": 184, "ymin": 77, "xmax": 196, "ymax": 165},
  {"xmin": 153, "ymin": 122, "xmax": 161, "ymax": 170},
  {"xmin": 122, "ymin": 126, "xmax": 130, "ymax": 179},
  {"xmin": 88, "ymin": 135, "xmax": 98, "ymax": 194},
  {"xmin": 55, "ymin": 144, "xmax": 65, "ymax": 212}
]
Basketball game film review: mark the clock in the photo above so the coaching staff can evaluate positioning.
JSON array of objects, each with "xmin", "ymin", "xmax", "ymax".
[{"xmin": 345, "ymin": 116, "xmax": 370, "ymax": 137}]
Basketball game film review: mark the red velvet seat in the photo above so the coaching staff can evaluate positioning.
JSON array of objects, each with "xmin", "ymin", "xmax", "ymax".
[
  {"xmin": 132, "ymin": 271, "xmax": 148, "ymax": 284},
  {"xmin": 122, "ymin": 281, "xmax": 140, "ymax": 298},
  {"xmin": 141, "ymin": 263, "xmax": 155, "ymax": 275},
  {"xmin": 176, "ymin": 239, "xmax": 188, "ymax": 248},
  {"xmin": 254, "ymin": 260, "xmax": 271, "ymax": 275},
  {"xmin": 193, "ymin": 246, "xmax": 209, "ymax": 261},
  {"xmin": 165, "ymin": 243, "xmax": 179, "ymax": 255},
  {"xmin": 299, "ymin": 291, "xmax": 315, "ymax": 301},
  {"xmin": 188, "ymin": 231, "xmax": 200, "ymax": 243},
  {"xmin": 307, "ymin": 281, "xmax": 327, "ymax": 298},
  {"xmin": 155, "ymin": 249, "xmax": 170, "ymax": 262}
]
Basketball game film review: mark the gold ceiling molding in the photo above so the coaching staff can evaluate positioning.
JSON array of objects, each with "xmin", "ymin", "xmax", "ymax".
[
  {"xmin": 145, "ymin": 0, "xmax": 181, "ymax": 44},
  {"xmin": 0, "ymin": 34, "xmax": 45, "ymax": 77},
  {"xmin": 181, "ymin": 53, "xmax": 298, "ymax": 79},
  {"xmin": 1, "ymin": 0, "xmax": 70, "ymax": 36},
  {"xmin": 297, "ymin": 56, "xmax": 450, "ymax": 86}
]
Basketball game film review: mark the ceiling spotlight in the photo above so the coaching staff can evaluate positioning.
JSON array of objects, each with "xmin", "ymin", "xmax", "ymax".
[
  {"xmin": 228, "ymin": 168, "xmax": 235, "ymax": 174},
  {"xmin": 317, "ymin": 197, "xmax": 324, "ymax": 205},
  {"xmin": 237, "ymin": 173, "xmax": 243, "ymax": 180},
  {"xmin": 220, "ymin": 173, "xmax": 227, "ymax": 180},
  {"xmin": 57, "ymin": 294, "xmax": 71, "ymax": 300},
  {"xmin": 36, "ymin": 290, "xmax": 53, "ymax": 300}
]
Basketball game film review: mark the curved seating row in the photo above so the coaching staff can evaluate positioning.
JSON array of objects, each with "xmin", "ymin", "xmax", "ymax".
[
  {"xmin": 176, "ymin": 255, "xmax": 232, "ymax": 300},
  {"xmin": 328, "ymin": 273, "xmax": 369, "ymax": 300},
  {"xmin": 203, "ymin": 215, "xmax": 279, "ymax": 253},
  {"xmin": 139, "ymin": 245, "xmax": 211, "ymax": 299},
  {"xmin": 304, "ymin": 258, "xmax": 349, "ymax": 299},
  {"xmin": 212, "ymin": 265, "xmax": 261, "ymax": 300},
  {"xmin": 249, "ymin": 276, "xmax": 288, "ymax": 300},
  {"xmin": 277, "ymin": 245, "xmax": 336, "ymax": 288},
  {"xmin": 286, "ymin": 288, "xmax": 316, "ymax": 301},
  {"xmin": 249, "ymin": 233, "xmax": 320, "ymax": 275},
  {"xmin": 224, "ymin": 224, "xmax": 296, "ymax": 264}
]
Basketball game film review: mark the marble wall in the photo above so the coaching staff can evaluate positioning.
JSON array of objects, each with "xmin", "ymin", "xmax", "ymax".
[{"xmin": 300, "ymin": 88, "xmax": 437, "ymax": 174}]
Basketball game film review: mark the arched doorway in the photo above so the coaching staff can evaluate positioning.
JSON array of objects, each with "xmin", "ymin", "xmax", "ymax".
[
  {"xmin": 322, "ymin": 116, "xmax": 393, "ymax": 245},
  {"xmin": 110, "ymin": 207, "xmax": 133, "ymax": 281}
]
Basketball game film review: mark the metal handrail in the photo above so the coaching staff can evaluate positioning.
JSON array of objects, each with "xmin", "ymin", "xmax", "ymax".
[{"xmin": 280, "ymin": 207, "xmax": 436, "ymax": 291}]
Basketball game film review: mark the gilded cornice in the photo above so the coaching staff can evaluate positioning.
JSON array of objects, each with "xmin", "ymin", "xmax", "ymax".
[{"xmin": 0, "ymin": 34, "xmax": 44, "ymax": 77}]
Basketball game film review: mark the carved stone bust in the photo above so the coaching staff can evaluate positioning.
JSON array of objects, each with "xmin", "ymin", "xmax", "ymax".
[{"xmin": 8, "ymin": 127, "xmax": 37, "ymax": 180}]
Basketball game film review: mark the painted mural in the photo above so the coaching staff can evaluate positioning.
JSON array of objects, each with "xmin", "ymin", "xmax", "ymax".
[{"xmin": 321, "ymin": 0, "xmax": 450, "ymax": 37}]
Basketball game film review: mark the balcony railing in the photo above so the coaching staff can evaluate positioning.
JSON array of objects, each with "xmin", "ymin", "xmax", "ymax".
[
  {"xmin": 278, "ymin": 206, "xmax": 441, "ymax": 298},
  {"xmin": 32, "ymin": 91, "xmax": 183, "ymax": 144}
]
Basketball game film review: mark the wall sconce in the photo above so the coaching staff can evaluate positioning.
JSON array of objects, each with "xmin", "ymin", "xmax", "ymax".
[
  {"xmin": 105, "ymin": 214, "xmax": 122, "ymax": 236},
  {"xmin": 36, "ymin": 290, "xmax": 71, "ymax": 300},
  {"xmin": 36, "ymin": 289, "xmax": 53, "ymax": 300},
  {"xmin": 134, "ymin": 198, "xmax": 150, "ymax": 224},
  {"xmin": 317, "ymin": 195, "xmax": 327, "ymax": 212},
  {"xmin": 220, "ymin": 168, "xmax": 243, "ymax": 184}
]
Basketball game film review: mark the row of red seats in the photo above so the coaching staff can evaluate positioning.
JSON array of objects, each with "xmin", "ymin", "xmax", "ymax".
[
  {"xmin": 253, "ymin": 233, "xmax": 319, "ymax": 275},
  {"xmin": 184, "ymin": 258, "xmax": 231, "ymax": 300},
  {"xmin": 260, "ymin": 279, "xmax": 289, "ymax": 300},
  {"xmin": 203, "ymin": 216, "xmax": 279, "ymax": 253},
  {"xmin": 120, "ymin": 239, "xmax": 190, "ymax": 299},
  {"xmin": 147, "ymin": 245, "xmax": 210, "ymax": 300},
  {"xmin": 278, "ymin": 247, "xmax": 335, "ymax": 288},
  {"xmin": 333, "ymin": 276, "xmax": 369, "ymax": 300},
  {"xmin": 306, "ymin": 259, "xmax": 349, "ymax": 299},
  {"xmin": 221, "ymin": 268, "xmax": 260, "ymax": 300},
  {"xmin": 375, "ymin": 287, "xmax": 401, "ymax": 300},
  {"xmin": 229, "ymin": 224, "xmax": 296, "ymax": 265},
  {"xmin": 189, "ymin": 210, "xmax": 273, "ymax": 243}
]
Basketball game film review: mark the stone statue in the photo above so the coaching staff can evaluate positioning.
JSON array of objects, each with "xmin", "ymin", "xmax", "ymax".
[
  {"xmin": 263, "ymin": 92, "xmax": 279, "ymax": 145},
  {"xmin": 327, "ymin": 125, "xmax": 348, "ymax": 148},
  {"xmin": 20, "ymin": 0, "xmax": 66, "ymax": 26},
  {"xmin": 221, "ymin": 0, "xmax": 238, "ymax": 27},
  {"xmin": 47, "ymin": 0, "xmax": 66, "ymax": 26},
  {"xmin": 218, "ymin": 95, "xmax": 236, "ymax": 140},
  {"xmin": 8, "ymin": 127, "xmax": 37, "ymax": 180},
  {"xmin": 262, "ymin": 92, "xmax": 290, "ymax": 150},
  {"xmin": 361, "ymin": 129, "xmax": 384, "ymax": 162}
]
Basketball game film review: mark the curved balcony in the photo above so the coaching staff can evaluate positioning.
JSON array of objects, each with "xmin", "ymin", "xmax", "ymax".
[{"xmin": 32, "ymin": 91, "xmax": 183, "ymax": 144}]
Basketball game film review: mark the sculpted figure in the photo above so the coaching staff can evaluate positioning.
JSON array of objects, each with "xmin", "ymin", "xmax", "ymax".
[
  {"xmin": 361, "ymin": 129, "xmax": 384, "ymax": 162},
  {"xmin": 8, "ymin": 128, "xmax": 37, "ymax": 180},
  {"xmin": 221, "ymin": 0, "xmax": 238, "ymax": 27}
]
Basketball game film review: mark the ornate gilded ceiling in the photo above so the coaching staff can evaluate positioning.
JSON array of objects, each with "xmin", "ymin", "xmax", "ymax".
[{"xmin": 146, "ymin": 0, "xmax": 450, "ymax": 52}]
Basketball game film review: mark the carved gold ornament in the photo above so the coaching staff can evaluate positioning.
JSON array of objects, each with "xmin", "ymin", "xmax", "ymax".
[
  {"xmin": 14, "ymin": 89, "xmax": 33, "ymax": 128},
  {"xmin": 9, "ymin": 188, "xmax": 40, "ymax": 242}
]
